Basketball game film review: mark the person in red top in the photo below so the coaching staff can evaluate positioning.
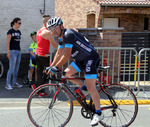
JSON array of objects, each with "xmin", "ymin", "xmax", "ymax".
[{"xmin": 35, "ymin": 15, "xmax": 58, "ymax": 96}]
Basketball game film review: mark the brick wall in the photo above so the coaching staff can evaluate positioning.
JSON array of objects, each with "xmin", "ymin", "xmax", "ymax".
[
  {"xmin": 55, "ymin": 0, "xmax": 100, "ymax": 29},
  {"xmin": 55, "ymin": 1, "xmax": 150, "ymax": 32},
  {"xmin": 77, "ymin": 28, "xmax": 124, "ymax": 47},
  {"xmin": 99, "ymin": 7, "xmax": 150, "ymax": 32}
]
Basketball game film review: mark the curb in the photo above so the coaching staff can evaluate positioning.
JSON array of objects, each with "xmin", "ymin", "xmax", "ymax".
[{"xmin": 71, "ymin": 100, "xmax": 150, "ymax": 106}]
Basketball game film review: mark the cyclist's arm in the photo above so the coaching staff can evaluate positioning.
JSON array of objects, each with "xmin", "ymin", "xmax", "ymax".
[
  {"xmin": 51, "ymin": 47, "xmax": 64, "ymax": 66},
  {"xmin": 55, "ymin": 47, "xmax": 72, "ymax": 69}
]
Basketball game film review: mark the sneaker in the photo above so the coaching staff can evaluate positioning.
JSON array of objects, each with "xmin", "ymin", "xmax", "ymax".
[
  {"xmin": 31, "ymin": 84, "xmax": 36, "ymax": 90},
  {"xmin": 89, "ymin": 113, "xmax": 104, "ymax": 126},
  {"xmin": 5, "ymin": 84, "xmax": 13, "ymax": 90},
  {"xmin": 12, "ymin": 83, "xmax": 23, "ymax": 88},
  {"xmin": 38, "ymin": 92, "xmax": 49, "ymax": 97}
]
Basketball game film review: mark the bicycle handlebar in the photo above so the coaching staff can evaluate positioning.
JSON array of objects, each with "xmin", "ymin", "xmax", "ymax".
[{"xmin": 43, "ymin": 66, "xmax": 110, "ymax": 82}]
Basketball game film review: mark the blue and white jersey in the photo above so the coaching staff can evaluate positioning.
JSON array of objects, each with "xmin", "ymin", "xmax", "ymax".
[{"xmin": 59, "ymin": 29, "xmax": 98, "ymax": 62}]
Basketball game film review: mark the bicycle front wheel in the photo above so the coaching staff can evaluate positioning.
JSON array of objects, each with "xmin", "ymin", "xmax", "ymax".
[
  {"xmin": 99, "ymin": 83, "xmax": 138, "ymax": 127},
  {"xmin": 27, "ymin": 84, "xmax": 73, "ymax": 127}
]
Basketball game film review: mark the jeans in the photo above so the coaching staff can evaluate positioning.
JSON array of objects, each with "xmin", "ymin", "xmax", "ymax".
[{"xmin": 6, "ymin": 50, "xmax": 21, "ymax": 85}]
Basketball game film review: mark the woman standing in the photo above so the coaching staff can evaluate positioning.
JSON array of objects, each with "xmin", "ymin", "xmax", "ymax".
[{"xmin": 5, "ymin": 17, "xmax": 23, "ymax": 90}]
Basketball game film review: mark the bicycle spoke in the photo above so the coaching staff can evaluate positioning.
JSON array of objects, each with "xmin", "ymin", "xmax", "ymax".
[
  {"xmin": 98, "ymin": 84, "xmax": 138, "ymax": 127},
  {"xmin": 27, "ymin": 84, "xmax": 73, "ymax": 127}
]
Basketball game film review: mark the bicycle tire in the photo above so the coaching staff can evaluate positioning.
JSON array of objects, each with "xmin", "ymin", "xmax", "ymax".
[
  {"xmin": 22, "ymin": 75, "xmax": 29, "ymax": 84},
  {"xmin": 98, "ymin": 83, "xmax": 138, "ymax": 127},
  {"xmin": 0, "ymin": 61, "xmax": 4, "ymax": 78},
  {"xmin": 27, "ymin": 84, "xmax": 73, "ymax": 127}
]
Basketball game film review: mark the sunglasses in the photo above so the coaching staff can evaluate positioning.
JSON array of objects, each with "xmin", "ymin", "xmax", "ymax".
[
  {"xmin": 17, "ymin": 22, "xmax": 21, "ymax": 25},
  {"xmin": 50, "ymin": 25, "xmax": 59, "ymax": 32}
]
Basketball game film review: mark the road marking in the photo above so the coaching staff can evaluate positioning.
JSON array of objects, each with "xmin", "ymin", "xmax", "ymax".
[{"xmin": 69, "ymin": 100, "xmax": 150, "ymax": 106}]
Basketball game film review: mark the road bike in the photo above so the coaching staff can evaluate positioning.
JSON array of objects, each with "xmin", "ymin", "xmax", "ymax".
[
  {"xmin": 27, "ymin": 66, "xmax": 138, "ymax": 127},
  {"xmin": 0, "ymin": 61, "xmax": 4, "ymax": 78}
]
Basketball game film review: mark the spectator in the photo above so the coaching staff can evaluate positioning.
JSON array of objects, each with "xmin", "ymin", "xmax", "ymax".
[
  {"xmin": 28, "ymin": 31, "xmax": 37, "ymax": 87},
  {"xmin": 6, "ymin": 17, "xmax": 23, "ymax": 90},
  {"xmin": 34, "ymin": 15, "xmax": 58, "ymax": 96}
]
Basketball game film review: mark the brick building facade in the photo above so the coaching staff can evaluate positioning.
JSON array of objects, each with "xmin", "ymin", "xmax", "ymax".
[
  {"xmin": 1, "ymin": 0, "xmax": 150, "ymax": 79},
  {"xmin": 55, "ymin": 0, "xmax": 150, "ymax": 82},
  {"xmin": 55, "ymin": 0, "xmax": 100, "ymax": 29}
]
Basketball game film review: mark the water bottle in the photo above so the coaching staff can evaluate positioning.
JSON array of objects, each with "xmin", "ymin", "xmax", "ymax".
[{"xmin": 74, "ymin": 87, "xmax": 85, "ymax": 100}]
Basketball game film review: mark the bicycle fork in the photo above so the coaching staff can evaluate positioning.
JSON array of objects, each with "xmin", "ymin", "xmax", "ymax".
[{"xmin": 49, "ymin": 84, "xmax": 62, "ymax": 109}]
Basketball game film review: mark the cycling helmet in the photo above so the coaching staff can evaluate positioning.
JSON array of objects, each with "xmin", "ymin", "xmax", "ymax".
[
  {"xmin": 30, "ymin": 31, "xmax": 37, "ymax": 37},
  {"xmin": 47, "ymin": 17, "xmax": 63, "ymax": 30}
]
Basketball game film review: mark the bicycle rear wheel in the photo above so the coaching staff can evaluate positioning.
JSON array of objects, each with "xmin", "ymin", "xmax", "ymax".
[
  {"xmin": 99, "ymin": 83, "xmax": 138, "ymax": 127},
  {"xmin": 27, "ymin": 84, "xmax": 73, "ymax": 127}
]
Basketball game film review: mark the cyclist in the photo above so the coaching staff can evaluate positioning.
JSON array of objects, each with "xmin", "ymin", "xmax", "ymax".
[
  {"xmin": 28, "ymin": 31, "xmax": 37, "ymax": 87},
  {"xmin": 46, "ymin": 17, "xmax": 104, "ymax": 126}
]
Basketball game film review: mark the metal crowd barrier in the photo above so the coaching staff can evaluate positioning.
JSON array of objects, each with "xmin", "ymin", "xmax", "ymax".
[
  {"xmin": 136, "ymin": 48, "xmax": 150, "ymax": 98},
  {"xmin": 51, "ymin": 47, "xmax": 138, "ymax": 89},
  {"xmin": 50, "ymin": 47, "xmax": 150, "ymax": 99},
  {"xmin": 95, "ymin": 47, "xmax": 138, "ymax": 90}
]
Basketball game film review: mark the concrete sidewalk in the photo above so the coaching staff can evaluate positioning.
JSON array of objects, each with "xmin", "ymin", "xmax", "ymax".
[{"xmin": 0, "ymin": 77, "xmax": 32, "ymax": 102}]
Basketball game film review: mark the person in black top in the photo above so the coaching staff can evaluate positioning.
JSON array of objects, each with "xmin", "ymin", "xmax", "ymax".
[
  {"xmin": 6, "ymin": 17, "xmax": 23, "ymax": 90},
  {"xmin": 46, "ymin": 17, "xmax": 104, "ymax": 126}
]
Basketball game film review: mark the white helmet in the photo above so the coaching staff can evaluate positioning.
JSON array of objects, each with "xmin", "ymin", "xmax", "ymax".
[{"xmin": 47, "ymin": 17, "xmax": 63, "ymax": 30}]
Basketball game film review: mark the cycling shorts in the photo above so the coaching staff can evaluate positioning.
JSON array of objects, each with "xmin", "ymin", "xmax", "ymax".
[
  {"xmin": 29, "ymin": 59, "xmax": 37, "ymax": 69},
  {"xmin": 70, "ymin": 54, "xmax": 100, "ymax": 79}
]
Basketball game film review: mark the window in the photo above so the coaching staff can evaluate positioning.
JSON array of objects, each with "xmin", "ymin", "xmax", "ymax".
[
  {"xmin": 144, "ymin": 18, "xmax": 149, "ymax": 30},
  {"xmin": 103, "ymin": 18, "xmax": 119, "ymax": 28},
  {"xmin": 87, "ymin": 14, "xmax": 95, "ymax": 28}
]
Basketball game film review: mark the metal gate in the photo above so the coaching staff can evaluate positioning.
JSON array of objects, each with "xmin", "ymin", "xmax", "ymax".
[{"xmin": 122, "ymin": 32, "xmax": 150, "ymax": 81}]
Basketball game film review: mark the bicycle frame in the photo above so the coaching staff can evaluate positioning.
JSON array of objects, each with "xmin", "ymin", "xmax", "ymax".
[
  {"xmin": 27, "ymin": 67, "xmax": 138, "ymax": 127},
  {"xmin": 52, "ymin": 76, "xmax": 117, "ymax": 114}
]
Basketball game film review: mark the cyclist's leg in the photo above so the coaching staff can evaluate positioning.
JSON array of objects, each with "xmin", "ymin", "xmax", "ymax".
[
  {"xmin": 86, "ymin": 78, "xmax": 100, "ymax": 110},
  {"xmin": 64, "ymin": 62, "xmax": 84, "ymax": 87}
]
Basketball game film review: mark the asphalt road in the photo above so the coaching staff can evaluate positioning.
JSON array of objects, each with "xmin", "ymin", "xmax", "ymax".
[
  {"xmin": 0, "ymin": 78, "xmax": 150, "ymax": 127},
  {"xmin": 0, "ymin": 101, "xmax": 150, "ymax": 127}
]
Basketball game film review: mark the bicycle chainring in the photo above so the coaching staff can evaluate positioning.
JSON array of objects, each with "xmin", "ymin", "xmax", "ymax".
[{"xmin": 81, "ymin": 108, "xmax": 94, "ymax": 119}]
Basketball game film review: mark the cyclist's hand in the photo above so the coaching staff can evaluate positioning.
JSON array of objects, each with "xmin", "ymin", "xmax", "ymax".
[
  {"xmin": 49, "ymin": 66, "xmax": 59, "ymax": 74},
  {"xmin": 44, "ymin": 66, "xmax": 59, "ymax": 75},
  {"xmin": 44, "ymin": 67, "xmax": 51, "ymax": 74}
]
